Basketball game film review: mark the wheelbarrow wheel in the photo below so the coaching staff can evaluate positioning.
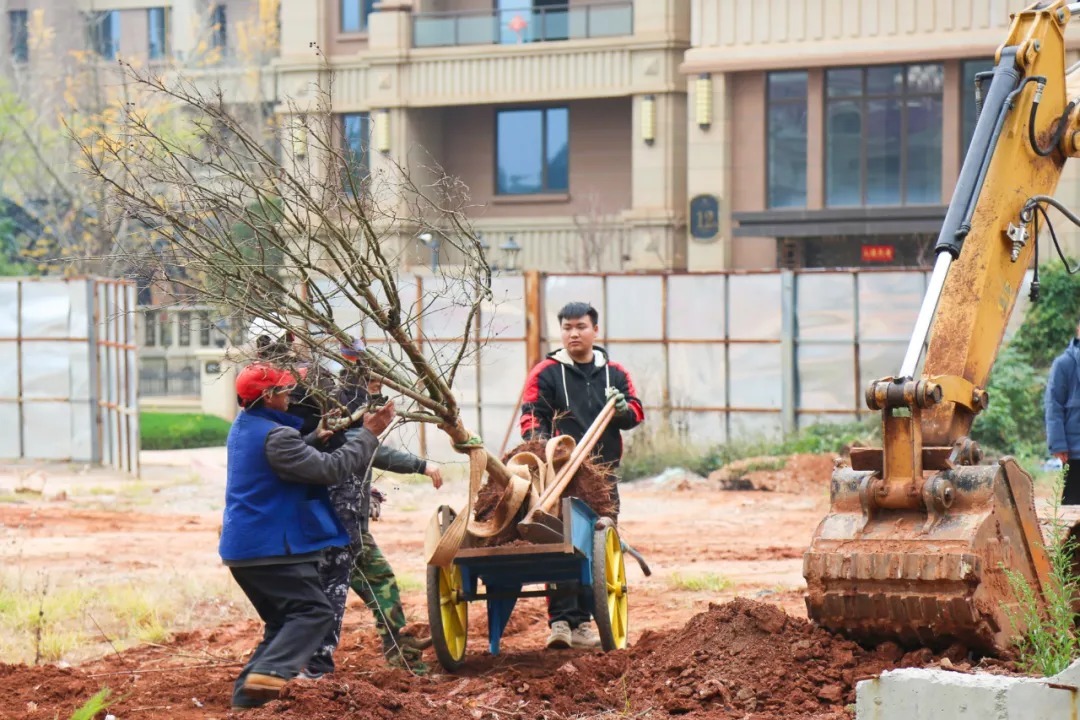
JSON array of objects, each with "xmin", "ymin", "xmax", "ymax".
[
  {"xmin": 426, "ymin": 506, "xmax": 468, "ymax": 671},
  {"xmin": 590, "ymin": 525, "xmax": 629, "ymax": 651}
]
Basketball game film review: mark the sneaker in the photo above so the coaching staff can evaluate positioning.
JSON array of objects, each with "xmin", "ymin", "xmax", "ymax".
[
  {"xmin": 240, "ymin": 672, "xmax": 287, "ymax": 702},
  {"xmin": 570, "ymin": 622, "xmax": 602, "ymax": 649},
  {"xmin": 546, "ymin": 621, "xmax": 572, "ymax": 649},
  {"xmin": 296, "ymin": 668, "xmax": 325, "ymax": 681}
]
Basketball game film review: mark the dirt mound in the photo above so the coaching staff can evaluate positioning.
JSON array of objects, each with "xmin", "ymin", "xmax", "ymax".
[
  {"xmin": 620, "ymin": 598, "xmax": 952, "ymax": 717},
  {"xmin": 1, "ymin": 599, "xmax": 987, "ymax": 720},
  {"xmin": 709, "ymin": 454, "xmax": 837, "ymax": 494}
]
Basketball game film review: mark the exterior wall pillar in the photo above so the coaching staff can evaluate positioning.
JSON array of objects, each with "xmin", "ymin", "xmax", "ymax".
[{"xmin": 685, "ymin": 71, "xmax": 729, "ymax": 270}]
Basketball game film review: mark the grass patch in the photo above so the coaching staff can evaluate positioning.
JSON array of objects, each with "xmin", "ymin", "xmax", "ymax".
[
  {"xmin": 396, "ymin": 573, "xmax": 424, "ymax": 593},
  {"xmin": 0, "ymin": 570, "xmax": 248, "ymax": 664},
  {"xmin": 621, "ymin": 418, "xmax": 878, "ymax": 481},
  {"xmin": 667, "ymin": 572, "xmax": 733, "ymax": 593},
  {"xmin": 70, "ymin": 688, "xmax": 113, "ymax": 720},
  {"xmin": 140, "ymin": 411, "xmax": 231, "ymax": 450},
  {"xmin": 1004, "ymin": 469, "xmax": 1080, "ymax": 676}
]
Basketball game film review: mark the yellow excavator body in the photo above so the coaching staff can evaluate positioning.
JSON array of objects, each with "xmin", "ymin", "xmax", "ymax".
[{"xmin": 804, "ymin": 0, "xmax": 1080, "ymax": 654}]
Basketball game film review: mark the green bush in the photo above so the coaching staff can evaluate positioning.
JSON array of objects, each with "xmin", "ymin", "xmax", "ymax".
[
  {"xmin": 970, "ymin": 260, "xmax": 1080, "ymax": 459},
  {"xmin": 140, "ymin": 412, "xmax": 231, "ymax": 450},
  {"xmin": 971, "ymin": 345, "xmax": 1047, "ymax": 460}
]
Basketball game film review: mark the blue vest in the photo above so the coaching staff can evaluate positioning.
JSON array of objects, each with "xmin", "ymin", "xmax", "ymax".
[{"xmin": 219, "ymin": 406, "xmax": 349, "ymax": 563}]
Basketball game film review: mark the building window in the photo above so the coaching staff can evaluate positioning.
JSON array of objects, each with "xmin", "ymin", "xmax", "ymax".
[
  {"xmin": 148, "ymin": 8, "xmax": 167, "ymax": 60},
  {"xmin": 9, "ymin": 11, "xmax": 28, "ymax": 63},
  {"xmin": 341, "ymin": 0, "xmax": 376, "ymax": 33},
  {"xmin": 341, "ymin": 113, "xmax": 370, "ymax": 191},
  {"xmin": 178, "ymin": 313, "xmax": 192, "ymax": 347},
  {"xmin": 496, "ymin": 107, "xmax": 569, "ymax": 195},
  {"xmin": 144, "ymin": 311, "xmax": 157, "ymax": 347},
  {"xmin": 88, "ymin": 11, "xmax": 120, "ymax": 59},
  {"xmin": 767, "ymin": 71, "xmax": 808, "ymax": 209},
  {"xmin": 199, "ymin": 311, "xmax": 211, "ymax": 346},
  {"xmin": 159, "ymin": 314, "xmax": 172, "ymax": 347},
  {"xmin": 825, "ymin": 64, "xmax": 944, "ymax": 207},
  {"xmin": 962, "ymin": 59, "xmax": 994, "ymax": 155},
  {"xmin": 210, "ymin": 5, "xmax": 227, "ymax": 51}
]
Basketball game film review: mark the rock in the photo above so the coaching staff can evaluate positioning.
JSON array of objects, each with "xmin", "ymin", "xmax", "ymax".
[
  {"xmin": 817, "ymin": 684, "xmax": 844, "ymax": 703},
  {"xmin": 901, "ymin": 648, "xmax": 934, "ymax": 667},
  {"xmin": 651, "ymin": 467, "xmax": 709, "ymax": 491},
  {"xmin": 557, "ymin": 662, "xmax": 577, "ymax": 674},
  {"xmin": 874, "ymin": 641, "xmax": 904, "ymax": 662}
]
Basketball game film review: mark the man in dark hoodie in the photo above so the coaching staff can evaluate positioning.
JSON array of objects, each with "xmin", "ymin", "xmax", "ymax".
[
  {"xmin": 1046, "ymin": 317, "xmax": 1080, "ymax": 504},
  {"xmin": 519, "ymin": 301, "xmax": 644, "ymax": 650}
]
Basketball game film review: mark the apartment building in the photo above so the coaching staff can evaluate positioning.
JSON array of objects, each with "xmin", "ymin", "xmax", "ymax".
[
  {"xmin": 684, "ymin": 0, "xmax": 1080, "ymax": 270},
  {"xmin": 277, "ymin": 0, "xmax": 690, "ymax": 272}
]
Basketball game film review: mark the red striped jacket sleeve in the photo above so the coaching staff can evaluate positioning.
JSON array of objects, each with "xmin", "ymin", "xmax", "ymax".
[
  {"xmin": 608, "ymin": 362, "xmax": 644, "ymax": 428},
  {"xmin": 519, "ymin": 359, "xmax": 556, "ymax": 438}
]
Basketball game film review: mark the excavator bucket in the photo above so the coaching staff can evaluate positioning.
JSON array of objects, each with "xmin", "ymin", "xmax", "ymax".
[{"xmin": 803, "ymin": 458, "xmax": 1052, "ymax": 654}]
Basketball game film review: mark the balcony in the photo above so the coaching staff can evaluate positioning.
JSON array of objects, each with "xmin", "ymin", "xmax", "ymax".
[{"xmin": 413, "ymin": 1, "xmax": 633, "ymax": 48}]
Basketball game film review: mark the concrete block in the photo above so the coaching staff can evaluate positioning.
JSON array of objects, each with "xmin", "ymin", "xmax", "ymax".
[{"xmin": 857, "ymin": 660, "xmax": 1080, "ymax": 720}]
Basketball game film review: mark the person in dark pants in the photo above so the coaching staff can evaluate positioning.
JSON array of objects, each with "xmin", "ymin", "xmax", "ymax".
[
  {"xmin": 287, "ymin": 343, "xmax": 444, "ymax": 676},
  {"xmin": 1046, "ymin": 318, "xmax": 1080, "ymax": 504},
  {"xmin": 220, "ymin": 362, "xmax": 396, "ymax": 710},
  {"xmin": 518, "ymin": 301, "xmax": 644, "ymax": 650}
]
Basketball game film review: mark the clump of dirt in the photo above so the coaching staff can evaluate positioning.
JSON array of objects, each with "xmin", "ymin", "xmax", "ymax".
[
  {"xmin": 709, "ymin": 454, "xmax": 837, "ymax": 494},
  {"xmin": 619, "ymin": 598, "xmax": 944, "ymax": 717}
]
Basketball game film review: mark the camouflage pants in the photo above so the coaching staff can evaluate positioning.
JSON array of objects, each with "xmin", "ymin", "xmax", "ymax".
[{"xmin": 307, "ymin": 531, "xmax": 407, "ymax": 674}]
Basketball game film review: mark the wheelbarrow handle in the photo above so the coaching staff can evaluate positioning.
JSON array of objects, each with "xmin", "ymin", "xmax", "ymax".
[{"xmin": 622, "ymin": 542, "xmax": 652, "ymax": 577}]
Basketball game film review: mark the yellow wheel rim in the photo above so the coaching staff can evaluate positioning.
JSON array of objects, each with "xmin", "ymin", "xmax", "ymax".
[
  {"xmin": 604, "ymin": 529, "xmax": 629, "ymax": 649},
  {"xmin": 438, "ymin": 564, "xmax": 468, "ymax": 660}
]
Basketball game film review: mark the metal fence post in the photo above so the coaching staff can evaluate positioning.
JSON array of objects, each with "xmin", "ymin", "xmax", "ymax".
[{"xmin": 780, "ymin": 270, "xmax": 796, "ymax": 437}]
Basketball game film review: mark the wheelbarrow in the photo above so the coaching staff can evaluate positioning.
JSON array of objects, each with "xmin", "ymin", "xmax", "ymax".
[{"xmin": 425, "ymin": 496, "xmax": 631, "ymax": 671}]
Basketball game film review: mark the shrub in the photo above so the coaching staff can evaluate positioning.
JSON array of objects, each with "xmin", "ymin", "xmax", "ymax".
[
  {"xmin": 971, "ymin": 344, "xmax": 1047, "ymax": 460},
  {"xmin": 1003, "ymin": 470, "xmax": 1080, "ymax": 676},
  {"xmin": 140, "ymin": 412, "xmax": 231, "ymax": 450}
]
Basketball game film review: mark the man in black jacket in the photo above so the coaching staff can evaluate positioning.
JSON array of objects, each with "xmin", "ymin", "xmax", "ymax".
[{"xmin": 518, "ymin": 301, "xmax": 644, "ymax": 650}]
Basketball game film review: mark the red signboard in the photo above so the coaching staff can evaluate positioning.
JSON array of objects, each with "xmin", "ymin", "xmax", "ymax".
[{"xmin": 861, "ymin": 244, "xmax": 895, "ymax": 263}]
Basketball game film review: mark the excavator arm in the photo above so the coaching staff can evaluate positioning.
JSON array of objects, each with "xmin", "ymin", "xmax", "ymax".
[{"xmin": 804, "ymin": 0, "xmax": 1080, "ymax": 654}]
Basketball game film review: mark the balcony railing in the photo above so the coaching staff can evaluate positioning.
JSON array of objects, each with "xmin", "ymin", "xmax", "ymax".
[{"xmin": 413, "ymin": 1, "xmax": 633, "ymax": 48}]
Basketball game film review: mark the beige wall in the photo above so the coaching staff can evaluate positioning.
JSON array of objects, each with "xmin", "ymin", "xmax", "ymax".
[
  {"xmin": 119, "ymin": 7, "xmax": 149, "ymax": 58},
  {"xmin": 685, "ymin": 0, "xmax": 1040, "ymax": 72},
  {"xmin": 729, "ymin": 72, "xmax": 765, "ymax": 214},
  {"xmin": 438, "ymin": 97, "xmax": 633, "ymax": 218}
]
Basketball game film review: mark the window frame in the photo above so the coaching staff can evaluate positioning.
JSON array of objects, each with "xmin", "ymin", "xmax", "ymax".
[
  {"xmin": 340, "ymin": 0, "xmax": 376, "ymax": 34},
  {"xmin": 494, "ymin": 105, "xmax": 570, "ymax": 196},
  {"xmin": 88, "ymin": 10, "xmax": 120, "ymax": 59},
  {"xmin": 147, "ymin": 7, "xmax": 168, "ymax": 60},
  {"xmin": 9, "ymin": 10, "xmax": 28, "ymax": 64},
  {"xmin": 765, "ymin": 70, "xmax": 809, "ymax": 209},
  {"xmin": 178, "ymin": 313, "xmax": 192, "ymax": 347},
  {"xmin": 824, "ymin": 63, "xmax": 944, "ymax": 208},
  {"xmin": 340, "ymin": 112, "xmax": 371, "ymax": 192},
  {"xmin": 198, "ymin": 310, "xmax": 211, "ymax": 346},
  {"xmin": 960, "ymin": 58, "xmax": 994, "ymax": 161}
]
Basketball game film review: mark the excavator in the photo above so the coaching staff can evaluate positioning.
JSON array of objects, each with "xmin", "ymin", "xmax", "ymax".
[{"xmin": 803, "ymin": 0, "xmax": 1080, "ymax": 655}]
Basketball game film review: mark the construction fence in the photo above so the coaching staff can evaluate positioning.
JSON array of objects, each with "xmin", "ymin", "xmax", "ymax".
[
  {"xmin": 322, "ymin": 267, "xmax": 1034, "ymax": 463},
  {"xmin": 0, "ymin": 277, "xmax": 139, "ymax": 473}
]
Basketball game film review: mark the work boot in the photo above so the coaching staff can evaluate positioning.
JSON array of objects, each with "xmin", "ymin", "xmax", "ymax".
[
  {"xmin": 398, "ymin": 632, "xmax": 433, "ymax": 651},
  {"xmin": 571, "ymin": 622, "xmax": 602, "ymax": 649},
  {"xmin": 383, "ymin": 634, "xmax": 430, "ymax": 675},
  {"xmin": 240, "ymin": 672, "xmax": 287, "ymax": 703},
  {"xmin": 546, "ymin": 621, "xmax": 572, "ymax": 649}
]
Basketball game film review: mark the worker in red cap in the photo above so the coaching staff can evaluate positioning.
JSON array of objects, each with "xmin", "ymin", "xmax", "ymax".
[{"xmin": 220, "ymin": 362, "xmax": 396, "ymax": 710}]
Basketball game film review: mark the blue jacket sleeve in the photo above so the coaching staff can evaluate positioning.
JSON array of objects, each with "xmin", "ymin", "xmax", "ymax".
[{"xmin": 1046, "ymin": 355, "xmax": 1070, "ymax": 454}]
